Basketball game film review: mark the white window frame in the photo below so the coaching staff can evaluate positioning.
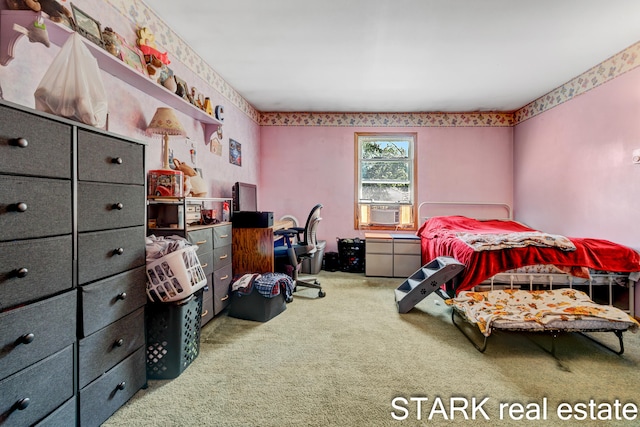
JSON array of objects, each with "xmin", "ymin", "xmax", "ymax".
[{"xmin": 354, "ymin": 132, "xmax": 418, "ymax": 231}]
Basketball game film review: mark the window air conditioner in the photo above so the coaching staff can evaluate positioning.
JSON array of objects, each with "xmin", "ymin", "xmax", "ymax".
[{"xmin": 370, "ymin": 207, "xmax": 400, "ymax": 225}]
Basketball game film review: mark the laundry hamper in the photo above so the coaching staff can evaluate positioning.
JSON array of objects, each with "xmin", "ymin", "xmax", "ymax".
[
  {"xmin": 146, "ymin": 246, "xmax": 207, "ymax": 302},
  {"xmin": 146, "ymin": 289, "xmax": 203, "ymax": 379}
]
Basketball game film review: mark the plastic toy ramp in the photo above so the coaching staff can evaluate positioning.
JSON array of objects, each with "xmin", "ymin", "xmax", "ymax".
[{"xmin": 394, "ymin": 256, "xmax": 465, "ymax": 314}]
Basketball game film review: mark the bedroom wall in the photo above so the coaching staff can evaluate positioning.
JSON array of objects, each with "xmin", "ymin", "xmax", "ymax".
[
  {"xmin": 513, "ymin": 66, "xmax": 640, "ymax": 251},
  {"xmin": 259, "ymin": 123, "xmax": 514, "ymax": 252},
  {"xmin": 0, "ymin": 0, "xmax": 261, "ymax": 201}
]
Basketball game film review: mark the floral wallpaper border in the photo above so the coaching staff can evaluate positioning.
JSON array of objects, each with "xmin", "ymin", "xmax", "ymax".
[{"xmin": 107, "ymin": 1, "xmax": 639, "ymax": 128}]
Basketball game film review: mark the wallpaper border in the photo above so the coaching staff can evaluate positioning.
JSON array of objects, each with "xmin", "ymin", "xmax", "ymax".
[{"xmin": 107, "ymin": 1, "xmax": 639, "ymax": 128}]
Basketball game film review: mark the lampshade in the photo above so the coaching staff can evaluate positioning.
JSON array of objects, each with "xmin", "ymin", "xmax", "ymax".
[{"xmin": 146, "ymin": 107, "xmax": 186, "ymax": 170}]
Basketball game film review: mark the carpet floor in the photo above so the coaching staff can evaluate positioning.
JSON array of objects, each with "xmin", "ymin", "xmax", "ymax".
[{"xmin": 103, "ymin": 271, "xmax": 640, "ymax": 426}]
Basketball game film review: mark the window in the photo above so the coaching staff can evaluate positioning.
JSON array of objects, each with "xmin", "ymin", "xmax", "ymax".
[{"xmin": 355, "ymin": 132, "xmax": 417, "ymax": 230}]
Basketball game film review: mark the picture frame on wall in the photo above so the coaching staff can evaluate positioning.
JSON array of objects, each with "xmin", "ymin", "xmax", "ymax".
[
  {"xmin": 118, "ymin": 40, "xmax": 148, "ymax": 76},
  {"xmin": 229, "ymin": 139, "xmax": 241, "ymax": 166},
  {"xmin": 71, "ymin": 3, "xmax": 106, "ymax": 48}
]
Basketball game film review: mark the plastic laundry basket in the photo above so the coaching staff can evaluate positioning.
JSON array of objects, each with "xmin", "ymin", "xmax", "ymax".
[{"xmin": 146, "ymin": 246, "xmax": 207, "ymax": 302}]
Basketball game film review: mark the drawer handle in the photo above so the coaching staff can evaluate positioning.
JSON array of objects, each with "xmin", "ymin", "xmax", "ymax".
[
  {"xmin": 116, "ymin": 382, "xmax": 126, "ymax": 391},
  {"xmin": 15, "ymin": 397, "xmax": 30, "ymax": 410},
  {"xmin": 113, "ymin": 247, "xmax": 124, "ymax": 255},
  {"xmin": 16, "ymin": 267, "xmax": 29, "ymax": 278},
  {"xmin": 219, "ymin": 254, "xmax": 228, "ymax": 260},
  {"xmin": 196, "ymin": 240, "xmax": 208, "ymax": 245},
  {"xmin": 201, "ymin": 263, "xmax": 208, "ymax": 268},
  {"xmin": 10, "ymin": 202, "xmax": 28, "ymax": 212},
  {"xmin": 114, "ymin": 338, "xmax": 124, "ymax": 348},
  {"xmin": 117, "ymin": 292, "xmax": 127, "ymax": 300},
  {"xmin": 17, "ymin": 333, "xmax": 35, "ymax": 345},
  {"xmin": 112, "ymin": 157, "xmax": 123, "ymax": 164},
  {"xmin": 219, "ymin": 234, "xmax": 229, "ymax": 238},
  {"xmin": 201, "ymin": 309, "xmax": 209, "ymax": 318},
  {"xmin": 112, "ymin": 202, "xmax": 124, "ymax": 210},
  {"xmin": 220, "ymin": 295, "xmax": 229, "ymax": 301},
  {"xmin": 220, "ymin": 275, "xmax": 229, "ymax": 280},
  {"xmin": 9, "ymin": 137, "xmax": 28, "ymax": 148}
]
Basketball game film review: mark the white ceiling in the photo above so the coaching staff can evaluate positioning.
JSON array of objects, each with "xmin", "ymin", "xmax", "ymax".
[{"xmin": 148, "ymin": 0, "xmax": 640, "ymax": 113}]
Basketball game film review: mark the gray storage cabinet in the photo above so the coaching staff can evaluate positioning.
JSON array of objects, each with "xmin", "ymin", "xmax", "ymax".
[{"xmin": 0, "ymin": 101, "xmax": 147, "ymax": 426}]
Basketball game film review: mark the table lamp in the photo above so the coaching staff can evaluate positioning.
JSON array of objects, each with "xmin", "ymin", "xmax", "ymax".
[{"xmin": 146, "ymin": 107, "xmax": 186, "ymax": 169}]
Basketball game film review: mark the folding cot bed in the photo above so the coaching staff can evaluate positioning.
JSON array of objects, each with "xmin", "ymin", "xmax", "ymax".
[{"xmin": 412, "ymin": 202, "xmax": 640, "ymax": 355}]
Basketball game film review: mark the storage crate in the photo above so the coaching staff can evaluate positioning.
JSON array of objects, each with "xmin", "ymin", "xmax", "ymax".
[
  {"xmin": 146, "ymin": 290, "xmax": 203, "ymax": 379},
  {"xmin": 146, "ymin": 246, "xmax": 207, "ymax": 302},
  {"xmin": 337, "ymin": 238, "xmax": 366, "ymax": 273}
]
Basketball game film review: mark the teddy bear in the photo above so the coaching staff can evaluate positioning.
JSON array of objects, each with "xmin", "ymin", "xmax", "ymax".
[
  {"xmin": 173, "ymin": 159, "xmax": 207, "ymax": 198},
  {"xmin": 7, "ymin": 0, "xmax": 73, "ymax": 23}
]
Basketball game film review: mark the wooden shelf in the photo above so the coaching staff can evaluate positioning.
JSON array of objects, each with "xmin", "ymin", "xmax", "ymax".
[{"xmin": 0, "ymin": 9, "xmax": 223, "ymax": 140}]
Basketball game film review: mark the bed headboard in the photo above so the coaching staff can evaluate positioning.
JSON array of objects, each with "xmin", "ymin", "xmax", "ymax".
[{"xmin": 418, "ymin": 201, "xmax": 513, "ymax": 223}]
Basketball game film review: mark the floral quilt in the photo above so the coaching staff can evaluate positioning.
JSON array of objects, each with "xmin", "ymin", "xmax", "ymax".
[{"xmin": 447, "ymin": 289, "xmax": 639, "ymax": 337}]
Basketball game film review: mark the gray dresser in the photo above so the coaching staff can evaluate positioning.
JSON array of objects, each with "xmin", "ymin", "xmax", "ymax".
[{"xmin": 0, "ymin": 101, "xmax": 147, "ymax": 426}]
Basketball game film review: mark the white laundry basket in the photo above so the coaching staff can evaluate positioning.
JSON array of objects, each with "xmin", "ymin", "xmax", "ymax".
[{"xmin": 146, "ymin": 246, "xmax": 207, "ymax": 302}]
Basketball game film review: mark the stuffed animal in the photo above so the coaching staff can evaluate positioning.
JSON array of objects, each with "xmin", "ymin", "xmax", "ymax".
[
  {"xmin": 7, "ymin": 0, "xmax": 73, "ymax": 23},
  {"xmin": 173, "ymin": 159, "xmax": 207, "ymax": 197}
]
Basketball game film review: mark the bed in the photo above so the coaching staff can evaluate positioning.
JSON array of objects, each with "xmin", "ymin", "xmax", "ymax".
[{"xmin": 415, "ymin": 202, "xmax": 640, "ymax": 354}]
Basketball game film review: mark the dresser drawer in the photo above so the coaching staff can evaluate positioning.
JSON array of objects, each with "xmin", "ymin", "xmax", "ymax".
[
  {"xmin": 33, "ymin": 396, "xmax": 76, "ymax": 427},
  {"xmin": 198, "ymin": 250, "xmax": 214, "ymax": 276},
  {"xmin": 201, "ymin": 278, "xmax": 214, "ymax": 326},
  {"xmin": 78, "ymin": 307, "xmax": 145, "ymax": 388},
  {"xmin": 0, "ymin": 345, "xmax": 74, "ymax": 427},
  {"xmin": 77, "ymin": 182, "xmax": 146, "ymax": 232},
  {"xmin": 188, "ymin": 228, "xmax": 213, "ymax": 254},
  {"xmin": 0, "ymin": 291, "xmax": 76, "ymax": 381},
  {"xmin": 0, "ymin": 235, "xmax": 72, "ymax": 311},
  {"xmin": 213, "ymin": 245, "xmax": 232, "ymax": 269},
  {"xmin": 80, "ymin": 266, "xmax": 147, "ymax": 336},
  {"xmin": 78, "ymin": 226, "xmax": 146, "ymax": 284},
  {"xmin": 0, "ymin": 175, "xmax": 71, "ymax": 240},
  {"xmin": 79, "ymin": 346, "xmax": 146, "ymax": 427},
  {"xmin": 77, "ymin": 129, "xmax": 144, "ymax": 185},
  {"xmin": 213, "ymin": 264, "xmax": 232, "ymax": 315},
  {"xmin": 213, "ymin": 224, "xmax": 232, "ymax": 247},
  {"xmin": 394, "ymin": 239, "xmax": 421, "ymax": 255},
  {"xmin": 0, "ymin": 104, "xmax": 72, "ymax": 179}
]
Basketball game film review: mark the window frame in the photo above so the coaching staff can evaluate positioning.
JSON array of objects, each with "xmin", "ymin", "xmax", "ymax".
[{"xmin": 354, "ymin": 132, "xmax": 418, "ymax": 231}]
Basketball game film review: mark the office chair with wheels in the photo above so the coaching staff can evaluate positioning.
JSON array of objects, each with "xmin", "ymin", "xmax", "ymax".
[{"xmin": 274, "ymin": 204, "xmax": 326, "ymax": 298}]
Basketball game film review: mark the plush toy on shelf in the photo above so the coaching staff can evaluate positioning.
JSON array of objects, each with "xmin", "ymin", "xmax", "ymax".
[
  {"xmin": 7, "ymin": 0, "xmax": 73, "ymax": 23},
  {"xmin": 173, "ymin": 159, "xmax": 207, "ymax": 198}
]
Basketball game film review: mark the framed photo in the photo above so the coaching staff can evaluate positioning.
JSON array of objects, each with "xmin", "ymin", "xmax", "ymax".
[
  {"xmin": 229, "ymin": 139, "xmax": 241, "ymax": 166},
  {"xmin": 71, "ymin": 3, "xmax": 105, "ymax": 48},
  {"xmin": 119, "ymin": 41, "xmax": 147, "ymax": 76}
]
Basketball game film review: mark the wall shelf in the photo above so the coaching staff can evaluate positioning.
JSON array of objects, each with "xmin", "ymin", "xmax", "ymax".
[{"xmin": 0, "ymin": 9, "xmax": 222, "ymax": 140}]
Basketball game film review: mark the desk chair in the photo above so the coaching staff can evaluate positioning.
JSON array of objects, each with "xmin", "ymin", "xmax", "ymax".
[{"xmin": 274, "ymin": 204, "xmax": 326, "ymax": 298}]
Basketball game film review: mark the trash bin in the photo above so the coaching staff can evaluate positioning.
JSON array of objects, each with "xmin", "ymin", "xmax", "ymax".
[
  {"xmin": 301, "ymin": 240, "xmax": 326, "ymax": 274},
  {"xmin": 146, "ymin": 289, "xmax": 203, "ymax": 379}
]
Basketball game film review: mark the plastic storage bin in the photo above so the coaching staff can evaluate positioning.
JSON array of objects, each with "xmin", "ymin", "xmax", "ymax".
[
  {"xmin": 146, "ymin": 246, "xmax": 207, "ymax": 302},
  {"xmin": 337, "ymin": 238, "xmax": 366, "ymax": 273},
  {"xmin": 301, "ymin": 240, "xmax": 326, "ymax": 274},
  {"xmin": 146, "ymin": 290, "xmax": 203, "ymax": 379},
  {"xmin": 228, "ymin": 288, "xmax": 286, "ymax": 322}
]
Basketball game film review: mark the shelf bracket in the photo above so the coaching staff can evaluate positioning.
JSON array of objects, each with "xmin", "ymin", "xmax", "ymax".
[{"xmin": 0, "ymin": 10, "xmax": 42, "ymax": 66}]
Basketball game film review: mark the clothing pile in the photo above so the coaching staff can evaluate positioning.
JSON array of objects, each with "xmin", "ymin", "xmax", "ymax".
[{"xmin": 232, "ymin": 273, "xmax": 294, "ymax": 301}]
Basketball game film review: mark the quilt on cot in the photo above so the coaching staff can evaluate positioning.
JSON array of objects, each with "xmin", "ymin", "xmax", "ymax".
[
  {"xmin": 446, "ymin": 289, "xmax": 640, "ymax": 337},
  {"xmin": 417, "ymin": 216, "xmax": 640, "ymax": 293}
]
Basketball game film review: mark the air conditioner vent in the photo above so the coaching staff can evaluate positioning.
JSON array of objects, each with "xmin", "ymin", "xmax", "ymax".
[{"xmin": 370, "ymin": 207, "xmax": 400, "ymax": 225}]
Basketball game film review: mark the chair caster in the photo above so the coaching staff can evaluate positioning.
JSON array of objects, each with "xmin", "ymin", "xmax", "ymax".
[
  {"xmin": 286, "ymin": 296, "xmax": 294, "ymax": 303},
  {"xmin": 318, "ymin": 290, "xmax": 326, "ymax": 298}
]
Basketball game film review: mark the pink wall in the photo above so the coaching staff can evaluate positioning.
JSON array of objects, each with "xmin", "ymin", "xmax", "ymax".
[
  {"xmin": 0, "ymin": 0, "xmax": 260, "ymax": 203},
  {"xmin": 514, "ymin": 66, "xmax": 640, "ymax": 250},
  {"xmin": 259, "ymin": 125, "xmax": 513, "ymax": 252}
]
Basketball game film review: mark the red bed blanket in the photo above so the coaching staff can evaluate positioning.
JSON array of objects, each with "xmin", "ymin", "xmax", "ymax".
[{"xmin": 417, "ymin": 216, "xmax": 640, "ymax": 294}]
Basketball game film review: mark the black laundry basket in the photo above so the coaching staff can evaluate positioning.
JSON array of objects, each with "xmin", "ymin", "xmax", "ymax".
[
  {"xmin": 337, "ymin": 238, "xmax": 366, "ymax": 273},
  {"xmin": 146, "ymin": 289, "xmax": 203, "ymax": 379}
]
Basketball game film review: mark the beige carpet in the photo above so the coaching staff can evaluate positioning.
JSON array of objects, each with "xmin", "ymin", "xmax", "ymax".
[{"xmin": 103, "ymin": 271, "xmax": 640, "ymax": 426}]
